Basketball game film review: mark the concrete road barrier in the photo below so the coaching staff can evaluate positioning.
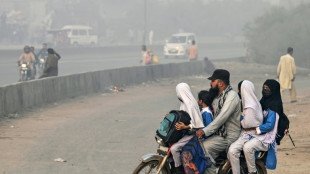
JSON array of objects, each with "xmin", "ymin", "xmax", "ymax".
[{"xmin": 0, "ymin": 60, "xmax": 212, "ymax": 117}]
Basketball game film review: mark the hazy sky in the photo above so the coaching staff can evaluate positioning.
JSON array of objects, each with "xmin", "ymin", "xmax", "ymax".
[{"xmin": 1, "ymin": 0, "xmax": 310, "ymax": 45}]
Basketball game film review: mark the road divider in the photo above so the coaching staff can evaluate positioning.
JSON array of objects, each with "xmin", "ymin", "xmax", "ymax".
[{"xmin": 0, "ymin": 60, "xmax": 213, "ymax": 117}]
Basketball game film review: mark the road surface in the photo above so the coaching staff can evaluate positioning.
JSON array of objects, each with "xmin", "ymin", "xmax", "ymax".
[
  {"xmin": 0, "ymin": 61, "xmax": 309, "ymax": 173},
  {"xmin": 0, "ymin": 42, "xmax": 246, "ymax": 86}
]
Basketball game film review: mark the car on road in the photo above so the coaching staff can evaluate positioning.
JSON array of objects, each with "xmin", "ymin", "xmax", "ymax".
[
  {"xmin": 163, "ymin": 33, "xmax": 197, "ymax": 59},
  {"xmin": 62, "ymin": 25, "xmax": 98, "ymax": 46}
]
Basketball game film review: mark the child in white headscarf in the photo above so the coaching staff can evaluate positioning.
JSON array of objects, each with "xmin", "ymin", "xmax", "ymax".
[
  {"xmin": 227, "ymin": 80, "xmax": 264, "ymax": 174},
  {"xmin": 171, "ymin": 82, "xmax": 204, "ymax": 173}
]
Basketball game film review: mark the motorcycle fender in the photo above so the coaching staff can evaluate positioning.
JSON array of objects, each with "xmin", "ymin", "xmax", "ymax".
[
  {"xmin": 256, "ymin": 160, "xmax": 267, "ymax": 174},
  {"xmin": 139, "ymin": 153, "xmax": 163, "ymax": 163},
  {"xmin": 221, "ymin": 159, "xmax": 231, "ymax": 171}
]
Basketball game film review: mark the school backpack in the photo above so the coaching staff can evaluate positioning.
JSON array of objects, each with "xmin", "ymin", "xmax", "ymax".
[
  {"xmin": 156, "ymin": 110, "xmax": 191, "ymax": 145},
  {"xmin": 181, "ymin": 136, "xmax": 213, "ymax": 174},
  {"xmin": 276, "ymin": 112, "xmax": 290, "ymax": 145}
]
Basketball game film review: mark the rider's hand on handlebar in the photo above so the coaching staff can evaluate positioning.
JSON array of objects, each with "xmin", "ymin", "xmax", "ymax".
[{"xmin": 196, "ymin": 129, "xmax": 205, "ymax": 139}]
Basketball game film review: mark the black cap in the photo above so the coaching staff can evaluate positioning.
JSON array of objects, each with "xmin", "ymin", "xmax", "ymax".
[{"xmin": 208, "ymin": 69, "xmax": 230, "ymax": 82}]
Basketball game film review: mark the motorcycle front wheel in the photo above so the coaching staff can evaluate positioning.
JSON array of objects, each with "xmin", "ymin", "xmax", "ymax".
[
  {"xmin": 132, "ymin": 160, "xmax": 170, "ymax": 174},
  {"xmin": 21, "ymin": 73, "xmax": 27, "ymax": 81}
]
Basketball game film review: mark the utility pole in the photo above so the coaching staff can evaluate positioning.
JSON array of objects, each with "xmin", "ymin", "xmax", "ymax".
[{"xmin": 143, "ymin": 0, "xmax": 147, "ymax": 45}]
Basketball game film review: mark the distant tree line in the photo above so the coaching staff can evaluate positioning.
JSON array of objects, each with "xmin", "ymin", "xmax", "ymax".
[{"xmin": 245, "ymin": 3, "xmax": 310, "ymax": 68}]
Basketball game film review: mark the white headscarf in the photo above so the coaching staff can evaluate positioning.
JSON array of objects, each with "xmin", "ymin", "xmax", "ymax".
[
  {"xmin": 176, "ymin": 83, "xmax": 204, "ymax": 128},
  {"xmin": 241, "ymin": 80, "xmax": 263, "ymax": 123}
]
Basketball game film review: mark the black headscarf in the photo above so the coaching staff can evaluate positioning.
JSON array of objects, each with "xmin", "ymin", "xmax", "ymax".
[
  {"xmin": 261, "ymin": 79, "xmax": 289, "ymax": 145},
  {"xmin": 260, "ymin": 79, "xmax": 283, "ymax": 114}
]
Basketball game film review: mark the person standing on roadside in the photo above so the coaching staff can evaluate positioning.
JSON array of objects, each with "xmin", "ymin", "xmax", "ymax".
[
  {"xmin": 30, "ymin": 46, "xmax": 38, "ymax": 78},
  {"xmin": 39, "ymin": 48, "xmax": 61, "ymax": 78},
  {"xmin": 140, "ymin": 45, "xmax": 152, "ymax": 65},
  {"xmin": 188, "ymin": 40, "xmax": 198, "ymax": 61},
  {"xmin": 141, "ymin": 45, "xmax": 147, "ymax": 65},
  {"xmin": 277, "ymin": 47, "xmax": 297, "ymax": 103}
]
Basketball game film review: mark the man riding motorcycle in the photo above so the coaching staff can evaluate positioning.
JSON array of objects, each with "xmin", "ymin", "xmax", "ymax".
[
  {"xmin": 37, "ymin": 43, "xmax": 48, "ymax": 60},
  {"xmin": 196, "ymin": 69, "xmax": 241, "ymax": 174},
  {"xmin": 30, "ymin": 46, "xmax": 38, "ymax": 77},
  {"xmin": 17, "ymin": 46, "xmax": 36, "ymax": 81}
]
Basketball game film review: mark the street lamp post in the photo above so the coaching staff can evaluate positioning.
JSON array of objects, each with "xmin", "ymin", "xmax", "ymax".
[{"xmin": 143, "ymin": 0, "xmax": 147, "ymax": 45}]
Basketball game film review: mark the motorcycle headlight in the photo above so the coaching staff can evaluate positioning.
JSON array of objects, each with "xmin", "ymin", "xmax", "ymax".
[{"xmin": 155, "ymin": 135, "xmax": 165, "ymax": 146}]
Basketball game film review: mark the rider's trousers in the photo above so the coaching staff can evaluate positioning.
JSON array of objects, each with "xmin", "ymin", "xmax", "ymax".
[
  {"xmin": 243, "ymin": 138, "xmax": 267, "ymax": 173},
  {"xmin": 228, "ymin": 137, "xmax": 267, "ymax": 174},
  {"xmin": 203, "ymin": 135, "xmax": 228, "ymax": 174},
  {"xmin": 170, "ymin": 135, "xmax": 194, "ymax": 167}
]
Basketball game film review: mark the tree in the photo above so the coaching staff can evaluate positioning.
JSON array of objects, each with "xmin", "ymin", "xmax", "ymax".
[{"xmin": 245, "ymin": 3, "xmax": 310, "ymax": 68}]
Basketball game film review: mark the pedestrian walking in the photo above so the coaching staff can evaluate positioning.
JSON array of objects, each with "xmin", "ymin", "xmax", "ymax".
[
  {"xmin": 188, "ymin": 40, "xmax": 198, "ymax": 61},
  {"xmin": 277, "ymin": 47, "xmax": 297, "ymax": 102}
]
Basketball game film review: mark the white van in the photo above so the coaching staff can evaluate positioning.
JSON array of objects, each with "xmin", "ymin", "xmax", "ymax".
[
  {"xmin": 163, "ymin": 33, "xmax": 197, "ymax": 58},
  {"xmin": 62, "ymin": 25, "xmax": 98, "ymax": 46}
]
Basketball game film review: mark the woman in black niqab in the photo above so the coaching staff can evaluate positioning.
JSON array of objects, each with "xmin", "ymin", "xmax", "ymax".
[
  {"xmin": 260, "ymin": 79, "xmax": 289, "ymax": 145},
  {"xmin": 260, "ymin": 79, "xmax": 283, "ymax": 114}
]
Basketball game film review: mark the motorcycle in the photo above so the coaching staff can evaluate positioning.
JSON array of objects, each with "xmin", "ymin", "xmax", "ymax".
[
  {"xmin": 38, "ymin": 57, "xmax": 45, "ymax": 77},
  {"xmin": 132, "ymin": 135, "xmax": 267, "ymax": 174},
  {"xmin": 20, "ymin": 63, "xmax": 31, "ymax": 81}
]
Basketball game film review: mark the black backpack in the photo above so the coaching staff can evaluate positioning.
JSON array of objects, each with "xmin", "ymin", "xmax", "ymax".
[
  {"xmin": 156, "ymin": 110, "xmax": 191, "ymax": 145},
  {"xmin": 276, "ymin": 112, "xmax": 290, "ymax": 145}
]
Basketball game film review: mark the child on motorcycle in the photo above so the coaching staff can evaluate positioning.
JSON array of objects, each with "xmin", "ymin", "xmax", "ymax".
[
  {"xmin": 242, "ymin": 79, "xmax": 281, "ymax": 173},
  {"xmin": 171, "ymin": 83, "xmax": 205, "ymax": 174},
  {"xmin": 198, "ymin": 90, "xmax": 216, "ymax": 136},
  {"xmin": 227, "ymin": 80, "xmax": 264, "ymax": 174},
  {"xmin": 180, "ymin": 90, "xmax": 216, "ymax": 174}
]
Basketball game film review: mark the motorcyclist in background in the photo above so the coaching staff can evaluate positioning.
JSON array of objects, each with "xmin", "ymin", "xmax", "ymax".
[
  {"xmin": 17, "ymin": 46, "xmax": 36, "ymax": 81},
  {"xmin": 30, "ymin": 46, "xmax": 38, "ymax": 78},
  {"xmin": 37, "ymin": 43, "xmax": 48, "ymax": 60}
]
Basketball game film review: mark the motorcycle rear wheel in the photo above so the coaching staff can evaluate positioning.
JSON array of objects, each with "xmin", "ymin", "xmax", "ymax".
[
  {"xmin": 132, "ymin": 160, "xmax": 169, "ymax": 174},
  {"xmin": 219, "ymin": 161, "xmax": 267, "ymax": 174}
]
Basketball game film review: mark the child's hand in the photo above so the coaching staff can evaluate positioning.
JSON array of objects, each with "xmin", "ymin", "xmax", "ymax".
[
  {"xmin": 175, "ymin": 122, "xmax": 186, "ymax": 130},
  {"xmin": 196, "ymin": 129, "xmax": 205, "ymax": 138}
]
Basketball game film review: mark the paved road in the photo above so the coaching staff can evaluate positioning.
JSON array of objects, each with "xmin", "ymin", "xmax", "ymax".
[
  {"xmin": 0, "ymin": 60, "xmax": 309, "ymax": 173},
  {"xmin": 0, "ymin": 78, "xmax": 182, "ymax": 173},
  {"xmin": 0, "ymin": 42, "xmax": 246, "ymax": 86}
]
